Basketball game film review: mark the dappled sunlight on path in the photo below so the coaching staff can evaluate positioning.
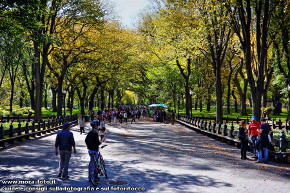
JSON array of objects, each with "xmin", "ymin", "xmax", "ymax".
[{"xmin": 0, "ymin": 119, "xmax": 289, "ymax": 193}]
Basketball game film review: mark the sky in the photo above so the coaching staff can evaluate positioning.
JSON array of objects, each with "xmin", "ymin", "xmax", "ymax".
[{"xmin": 110, "ymin": 0, "xmax": 151, "ymax": 29}]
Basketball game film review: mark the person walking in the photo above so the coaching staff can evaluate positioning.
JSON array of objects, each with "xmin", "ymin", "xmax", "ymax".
[
  {"xmin": 78, "ymin": 114, "xmax": 85, "ymax": 134},
  {"xmin": 99, "ymin": 116, "xmax": 106, "ymax": 142},
  {"xmin": 131, "ymin": 111, "xmax": 136, "ymax": 124},
  {"xmin": 248, "ymin": 116, "xmax": 260, "ymax": 159},
  {"xmin": 238, "ymin": 120, "xmax": 248, "ymax": 160},
  {"xmin": 123, "ymin": 111, "xmax": 128, "ymax": 123},
  {"xmin": 256, "ymin": 118, "xmax": 271, "ymax": 163},
  {"xmin": 55, "ymin": 122, "xmax": 76, "ymax": 179}
]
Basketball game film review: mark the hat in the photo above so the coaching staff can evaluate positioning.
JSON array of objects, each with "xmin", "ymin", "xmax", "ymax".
[
  {"xmin": 251, "ymin": 116, "xmax": 257, "ymax": 120},
  {"xmin": 90, "ymin": 120, "xmax": 98, "ymax": 128},
  {"xmin": 63, "ymin": 122, "xmax": 72, "ymax": 129}
]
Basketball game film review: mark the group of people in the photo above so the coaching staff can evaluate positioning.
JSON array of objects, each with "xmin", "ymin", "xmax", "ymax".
[
  {"xmin": 87, "ymin": 107, "xmax": 147, "ymax": 124},
  {"xmin": 238, "ymin": 116, "xmax": 272, "ymax": 163},
  {"xmin": 55, "ymin": 115, "xmax": 106, "ymax": 179}
]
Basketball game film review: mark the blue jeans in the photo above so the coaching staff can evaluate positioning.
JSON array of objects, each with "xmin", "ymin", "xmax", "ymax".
[
  {"xmin": 258, "ymin": 148, "xmax": 268, "ymax": 162},
  {"xmin": 59, "ymin": 150, "xmax": 72, "ymax": 177},
  {"xmin": 251, "ymin": 136, "xmax": 258, "ymax": 156}
]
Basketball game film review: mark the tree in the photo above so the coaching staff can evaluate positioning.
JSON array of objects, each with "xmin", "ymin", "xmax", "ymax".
[
  {"xmin": 271, "ymin": 0, "xmax": 290, "ymax": 118},
  {"xmin": 198, "ymin": 0, "xmax": 232, "ymax": 123},
  {"xmin": 225, "ymin": 0, "xmax": 273, "ymax": 121}
]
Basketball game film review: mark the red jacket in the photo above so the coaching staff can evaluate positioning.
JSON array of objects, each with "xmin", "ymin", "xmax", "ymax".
[{"xmin": 248, "ymin": 122, "xmax": 261, "ymax": 136}]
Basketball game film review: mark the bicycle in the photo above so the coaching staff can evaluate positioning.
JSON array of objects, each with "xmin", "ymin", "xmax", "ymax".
[{"xmin": 88, "ymin": 145, "xmax": 108, "ymax": 185}]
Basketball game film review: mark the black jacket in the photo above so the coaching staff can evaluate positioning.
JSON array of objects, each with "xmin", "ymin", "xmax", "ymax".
[
  {"xmin": 238, "ymin": 126, "xmax": 247, "ymax": 141},
  {"xmin": 85, "ymin": 129, "xmax": 100, "ymax": 151}
]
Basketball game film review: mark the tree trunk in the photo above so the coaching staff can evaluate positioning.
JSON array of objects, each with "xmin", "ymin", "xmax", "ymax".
[
  {"xmin": 44, "ymin": 84, "xmax": 48, "ymax": 109},
  {"xmin": 206, "ymin": 95, "xmax": 211, "ymax": 112},
  {"xmin": 185, "ymin": 78, "xmax": 191, "ymax": 115},
  {"xmin": 69, "ymin": 89, "xmax": 75, "ymax": 115},
  {"xmin": 76, "ymin": 81, "xmax": 88, "ymax": 115},
  {"xmin": 231, "ymin": 90, "xmax": 238, "ymax": 113},
  {"xmin": 226, "ymin": 75, "xmax": 231, "ymax": 115},
  {"xmin": 9, "ymin": 81, "xmax": 14, "ymax": 113},
  {"xmin": 19, "ymin": 91, "xmax": 25, "ymax": 108},
  {"xmin": 100, "ymin": 88, "xmax": 105, "ymax": 110},
  {"xmin": 111, "ymin": 90, "xmax": 115, "ymax": 109},
  {"xmin": 215, "ymin": 65, "xmax": 223, "ymax": 124},
  {"xmin": 89, "ymin": 87, "xmax": 98, "ymax": 111},
  {"xmin": 288, "ymin": 92, "xmax": 290, "ymax": 119},
  {"xmin": 176, "ymin": 58, "xmax": 192, "ymax": 116},
  {"xmin": 51, "ymin": 87, "xmax": 57, "ymax": 112},
  {"xmin": 57, "ymin": 81, "xmax": 64, "ymax": 116},
  {"xmin": 199, "ymin": 99, "xmax": 203, "ymax": 112},
  {"xmin": 272, "ymin": 87, "xmax": 282, "ymax": 115},
  {"xmin": 195, "ymin": 97, "xmax": 198, "ymax": 110},
  {"xmin": 33, "ymin": 41, "xmax": 42, "ymax": 120}
]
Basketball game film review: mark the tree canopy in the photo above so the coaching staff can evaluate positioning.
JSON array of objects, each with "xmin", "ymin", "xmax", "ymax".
[{"xmin": 0, "ymin": 0, "xmax": 289, "ymax": 121}]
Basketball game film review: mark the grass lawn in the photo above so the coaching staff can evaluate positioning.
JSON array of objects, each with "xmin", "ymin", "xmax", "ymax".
[{"xmin": 178, "ymin": 107, "xmax": 288, "ymax": 120}]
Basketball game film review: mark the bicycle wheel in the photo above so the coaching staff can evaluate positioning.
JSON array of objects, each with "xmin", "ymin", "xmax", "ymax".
[
  {"xmin": 100, "ymin": 158, "xmax": 108, "ymax": 179},
  {"xmin": 88, "ymin": 161, "xmax": 99, "ymax": 185}
]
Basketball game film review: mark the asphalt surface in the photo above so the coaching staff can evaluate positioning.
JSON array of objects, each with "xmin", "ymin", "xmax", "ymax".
[{"xmin": 0, "ymin": 118, "xmax": 289, "ymax": 193}]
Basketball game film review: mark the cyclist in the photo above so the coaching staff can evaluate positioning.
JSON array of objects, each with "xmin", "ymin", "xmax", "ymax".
[
  {"xmin": 85, "ymin": 120, "xmax": 102, "ymax": 164},
  {"xmin": 86, "ymin": 120, "xmax": 105, "ymax": 182}
]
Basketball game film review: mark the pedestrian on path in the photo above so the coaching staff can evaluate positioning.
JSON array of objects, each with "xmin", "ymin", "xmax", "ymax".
[
  {"xmin": 248, "ymin": 116, "xmax": 260, "ymax": 159},
  {"xmin": 55, "ymin": 122, "xmax": 76, "ymax": 179},
  {"xmin": 99, "ymin": 116, "xmax": 106, "ymax": 142},
  {"xmin": 78, "ymin": 114, "xmax": 85, "ymax": 134},
  {"xmin": 238, "ymin": 120, "xmax": 248, "ymax": 160},
  {"xmin": 256, "ymin": 118, "xmax": 271, "ymax": 163}
]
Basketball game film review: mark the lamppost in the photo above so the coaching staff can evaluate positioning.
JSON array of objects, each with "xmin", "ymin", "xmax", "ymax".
[
  {"xmin": 62, "ymin": 90, "xmax": 66, "ymax": 116},
  {"xmin": 190, "ymin": 90, "xmax": 193, "ymax": 118}
]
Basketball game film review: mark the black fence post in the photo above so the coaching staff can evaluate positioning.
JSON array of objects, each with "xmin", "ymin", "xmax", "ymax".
[
  {"xmin": 9, "ymin": 123, "xmax": 14, "ymax": 138},
  {"xmin": 223, "ymin": 122, "xmax": 228, "ymax": 136},
  {"xmin": 230, "ymin": 122, "xmax": 234, "ymax": 138},
  {"xmin": 31, "ymin": 122, "xmax": 36, "ymax": 138},
  {"xmin": 201, "ymin": 119, "xmax": 204, "ymax": 129},
  {"xmin": 18, "ymin": 122, "xmax": 22, "ymax": 136},
  {"xmin": 25, "ymin": 122, "xmax": 29, "ymax": 139},
  {"xmin": 208, "ymin": 121, "xmax": 211, "ymax": 132},
  {"xmin": 43, "ymin": 121, "xmax": 47, "ymax": 134},
  {"xmin": 8, "ymin": 123, "xmax": 14, "ymax": 144},
  {"xmin": 0, "ymin": 124, "xmax": 4, "ymax": 139},
  {"xmin": 37, "ymin": 121, "xmax": 41, "ymax": 136},
  {"xmin": 236, "ymin": 116, "xmax": 239, "ymax": 124},
  {"xmin": 213, "ymin": 122, "xmax": 216, "ymax": 133},
  {"xmin": 47, "ymin": 120, "xmax": 51, "ymax": 133},
  {"xmin": 204, "ymin": 120, "xmax": 207, "ymax": 130},
  {"xmin": 218, "ymin": 122, "xmax": 222, "ymax": 134},
  {"xmin": 278, "ymin": 119, "xmax": 282, "ymax": 130}
]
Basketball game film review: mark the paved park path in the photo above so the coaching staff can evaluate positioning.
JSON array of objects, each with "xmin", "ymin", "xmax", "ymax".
[{"xmin": 0, "ymin": 119, "xmax": 289, "ymax": 193}]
